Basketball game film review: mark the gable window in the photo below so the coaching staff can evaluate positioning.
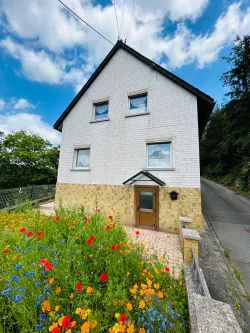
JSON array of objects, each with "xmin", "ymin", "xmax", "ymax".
[
  {"xmin": 147, "ymin": 142, "xmax": 171, "ymax": 168},
  {"xmin": 94, "ymin": 101, "xmax": 109, "ymax": 120},
  {"xmin": 129, "ymin": 93, "xmax": 147, "ymax": 115},
  {"xmin": 75, "ymin": 148, "xmax": 90, "ymax": 168}
]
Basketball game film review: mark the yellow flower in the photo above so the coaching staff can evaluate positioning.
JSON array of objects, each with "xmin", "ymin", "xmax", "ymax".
[
  {"xmin": 58, "ymin": 316, "xmax": 65, "ymax": 327},
  {"xmin": 65, "ymin": 330, "xmax": 72, "ymax": 333},
  {"xmin": 127, "ymin": 321, "xmax": 134, "ymax": 333},
  {"xmin": 126, "ymin": 303, "xmax": 133, "ymax": 311},
  {"xmin": 86, "ymin": 286, "xmax": 92, "ymax": 294},
  {"xmin": 154, "ymin": 283, "xmax": 160, "ymax": 290},
  {"xmin": 71, "ymin": 321, "xmax": 76, "ymax": 327},
  {"xmin": 70, "ymin": 293, "xmax": 74, "ymax": 299},
  {"xmin": 127, "ymin": 272, "xmax": 131, "ymax": 276},
  {"xmin": 159, "ymin": 257, "xmax": 164, "ymax": 261},
  {"xmin": 112, "ymin": 323, "xmax": 120, "ymax": 333},
  {"xmin": 179, "ymin": 280, "xmax": 183, "ymax": 285},
  {"xmin": 89, "ymin": 254, "xmax": 93, "ymax": 258},
  {"xmin": 146, "ymin": 278, "xmax": 152, "ymax": 287},
  {"xmin": 139, "ymin": 300, "xmax": 145, "ymax": 309},
  {"xmin": 49, "ymin": 322, "xmax": 59, "ymax": 331},
  {"xmin": 157, "ymin": 291, "xmax": 164, "ymax": 298},
  {"xmin": 91, "ymin": 320, "xmax": 97, "ymax": 328},
  {"xmin": 141, "ymin": 284, "xmax": 147, "ymax": 290},
  {"xmin": 115, "ymin": 313, "xmax": 120, "ymax": 319},
  {"xmin": 49, "ymin": 278, "xmax": 55, "ymax": 284},
  {"xmin": 113, "ymin": 300, "xmax": 118, "ymax": 306},
  {"xmin": 55, "ymin": 287, "xmax": 62, "ymax": 294},
  {"xmin": 76, "ymin": 308, "xmax": 82, "ymax": 315},
  {"xmin": 55, "ymin": 305, "xmax": 60, "ymax": 312}
]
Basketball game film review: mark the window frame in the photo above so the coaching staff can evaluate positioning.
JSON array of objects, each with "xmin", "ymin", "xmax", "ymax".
[
  {"xmin": 72, "ymin": 147, "xmax": 91, "ymax": 170},
  {"xmin": 146, "ymin": 141, "xmax": 172, "ymax": 170},
  {"xmin": 127, "ymin": 92, "xmax": 148, "ymax": 116},
  {"xmin": 93, "ymin": 100, "xmax": 109, "ymax": 122}
]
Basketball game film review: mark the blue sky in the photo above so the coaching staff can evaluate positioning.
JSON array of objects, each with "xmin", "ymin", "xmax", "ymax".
[{"xmin": 0, "ymin": 0, "xmax": 250, "ymax": 144}]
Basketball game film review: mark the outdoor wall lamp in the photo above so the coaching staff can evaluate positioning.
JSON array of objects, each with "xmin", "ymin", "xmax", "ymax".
[{"xmin": 170, "ymin": 191, "xmax": 178, "ymax": 200}]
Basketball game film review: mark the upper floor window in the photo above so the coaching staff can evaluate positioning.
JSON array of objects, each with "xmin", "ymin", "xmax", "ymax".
[
  {"xmin": 147, "ymin": 142, "xmax": 171, "ymax": 168},
  {"xmin": 94, "ymin": 101, "xmax": 109, "ymax": 120},
  {"xmin": 75, "ymin": 148, "xmax": 90, "ymax": 168},
  {"xmin": 129, "ymin": 93, "xmax": 147, "ymax": 115}
]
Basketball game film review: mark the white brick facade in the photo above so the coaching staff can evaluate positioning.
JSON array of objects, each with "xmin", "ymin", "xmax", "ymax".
[{"xmin": 57, "ymin": 48, "xmax": 200, "ymax": 188}]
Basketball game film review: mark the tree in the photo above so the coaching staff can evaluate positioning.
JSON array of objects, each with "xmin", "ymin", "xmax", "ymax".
[
  {"xmin": 200, "ymin": 34, "xmax": 250, "ymax": 191},
  {"xmin": 221, "ymin": 35, "xmax": 250, "ymax": 100},
  {"xmin": 0, "ymin": 131, "xmax": 59, "ymax": 189}
]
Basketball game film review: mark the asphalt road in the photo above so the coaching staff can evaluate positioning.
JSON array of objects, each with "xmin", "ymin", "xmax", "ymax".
[{"xmin": 201, "ymin": 178, "xmax": 250, "ymax": 294}]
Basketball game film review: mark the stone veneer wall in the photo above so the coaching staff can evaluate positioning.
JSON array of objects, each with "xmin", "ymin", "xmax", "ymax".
[{"xmin": 55, "ymin": 184, "xmax": 202, "ymax": 234}]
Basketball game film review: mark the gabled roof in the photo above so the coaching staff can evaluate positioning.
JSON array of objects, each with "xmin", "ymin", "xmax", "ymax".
[
  {"xmin": 53, "ymin": 41, "xmax": 215, "ymax": 137},
  {"xmin": 123, "ymin": 171, "xmax": 166, "ymax": 186}
]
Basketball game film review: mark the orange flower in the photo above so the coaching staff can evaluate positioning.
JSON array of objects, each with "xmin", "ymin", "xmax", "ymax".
[
  {"xmin": 113, "ymin": 300, "xmax": 117, "ymax": 306},
  {"xmin": 55, "ymin": 305, "xmax": 60, "ymax": 312},
  {"xmin": 69, "ymin": 293, "xmax": 74, "ymax": 299},
  {"xmin": 86, "ymin": 287, "xmax": 92, "ymax": 294},
  {"xmin": 55, "ymin": 287, "xmax": 62, "ymax": 294},
  {"xmin": 126, "ymin": 303, "xmax": 133, "ymax": 311},
  {"xmin": 157, "ymin": 291, "xmax": 164, "ymax": 298},
  {"xmin": 139, "ymin": 329, "xmax": 146, "ymax": 333},
  {"xmin": 139, "ymin": 300, "xmax": 145, "ymax": 309},
  {"xmin": 91, "ymin": 321, "xmax": 97, "ymax": 328},
  {"xmin": 120, "ymin": 300, "xmax": 125, "ymax": 305},
  {"xmin": 154, "ymin": 283, "xmax": 160, "ymax": 289},
  {"xmin": 49, "ymin": 322, "xmax": 59, "ymax": 331},
  {"xmin": 65, "ymin": 330, "xmax": 72, "ymax": 333},
  {"xmin": 49, "ymin": 277, "xmax": 55, "ymax": 284},
  {"xmin": 42, "ymin": 300, "xmax": 51, "ymax": 312}
]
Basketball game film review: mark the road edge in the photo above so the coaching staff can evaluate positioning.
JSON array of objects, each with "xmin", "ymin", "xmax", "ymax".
[{"xmin": 202, "ymin": 211, "xmax": 250, "ymax": 327}]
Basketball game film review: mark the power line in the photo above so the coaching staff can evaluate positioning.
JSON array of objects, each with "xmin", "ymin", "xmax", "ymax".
[
  {"xmin": 125, "ymin": 0, "xmax": 138, "ymax": 43},
  {"xmin": 120, "ymin": 0, "xmax": 127, "ymax": 38},
  {"xmin": 112, "ymin": 0, "xmax": 120, "ymax": 40},
  {"xmin": 58, "ymin": 0, "xmax": 114, "ymax": 46}
]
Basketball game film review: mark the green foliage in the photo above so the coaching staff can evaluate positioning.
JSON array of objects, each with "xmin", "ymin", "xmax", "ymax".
[
  {"xmin": 0, "ymin": 209, "xmax": 188, "ymax": 332},
  {"xmin": 0, "ymin": 131, "xmax": 59, "ymax": 189},
  {"xmin": 200, "ymin": 35, "xmax": 250, "ymax": 192}
]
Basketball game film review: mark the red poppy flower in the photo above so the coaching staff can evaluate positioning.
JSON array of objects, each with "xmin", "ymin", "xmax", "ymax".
[
  {"xmin": 108, "ymin": 215, "xmax": 113, "ymax": 221},
  {"xmin": 62, "ymin": 315, "xmax": 72, "ymax": 328},
  {"xmin": 84, "ymin": 216, "xmax": 88, "ymax": 221},
  {"xmin": 106, "ymin": 225, "xmax": 111, "ymax": 231},
  {"xmin": 54, "ymin": 216, "xmax": 60, "ymax": 221},
  {"xmin": 97, "ymin": 209, "xmax": 100, "ymax": 213},
  {"xmin": 40, "ymin": 258, "xmax": 49, "ymax": 267},
  {"xmin": 86, "ymin": 239, "xmax": 92, "ymax": 245},
  {"xmin": 51, "ymin": 328, "xmax": 60, "ymax": 333},
  {"xmin": 44, "ymin": 263, "xmax": 53, "ymax": 272},
  {"xmin": 115, "ymin": 244, "xmax": 121, "ymax": 250},
  {"xmin": 37, "ymin": 231, "xmax": 43, "ymax": 238},
  {"xmin": 3, "ymin": 249, "xmax": 9, "ymax": 254},
  {"xmin": 120, "ymin": 313, "xmax": 127, "ymax": 323},
  {"xmin": 39, "ymin": 258, "xmax": 53, "ymax": 271},
  {"xmin": 20, "ymin": 228, "xmax": 26, "ymax": 233},
  {"xmin": 135, "ymin": 231, "xmax": 140, "ymax": 236},
  {"xmin": 111, "ymin": 244, "xmax": 116, "ymax": 250},
  {"xmin": 99, "ymin": 272, "xmax": 108, "ymax": 282},
  {"xmin": 27, "ymin": 232, "xmax": 33, "ymax": 237},
  {"xmin": 165, "ymin": 266, "xmax": 170, "ymax": 273},
  {"xmin": 76, "ymin": 283, "xmax": 83, "ymax": 291}
]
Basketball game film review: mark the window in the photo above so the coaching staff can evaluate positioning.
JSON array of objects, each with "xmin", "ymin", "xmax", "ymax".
[
  {"xmin": 147, "ymin": 142, "xmax": 171, "ymax": 168},
  {"xmin": 94, "ymin": 101, "xmax": 109, "ymax": 120},
  {"xmin": 129, "ymin": 94, "xmax": 147, "ymax": 115},
  {"xmin": 75, "ymin": 149, "xmax": 90, "ymax": 168}
]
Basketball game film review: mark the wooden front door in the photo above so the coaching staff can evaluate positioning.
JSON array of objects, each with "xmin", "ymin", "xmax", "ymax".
[{"xmin": 135, "ymin": 186, "xmax": 159, "ymax": 230}]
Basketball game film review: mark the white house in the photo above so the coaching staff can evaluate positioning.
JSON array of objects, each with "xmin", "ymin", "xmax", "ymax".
[{"xmin": 53, "ymin": 41, "xmax": 215, "ymax": 234}]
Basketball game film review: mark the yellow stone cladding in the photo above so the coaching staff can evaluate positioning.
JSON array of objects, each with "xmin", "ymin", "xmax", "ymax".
[{"xmin": 55, "ymin": 183, "xmax": 202, "ymax": 234}]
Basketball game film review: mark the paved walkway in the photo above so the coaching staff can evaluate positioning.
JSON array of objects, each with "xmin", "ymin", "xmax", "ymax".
[
  {"xmin": 40, "ymin": 202, "xmax": 183, "ymax": 279},
  {"xmin": 201, "ymin": 178, "xmax": 250, "ymax": 295},
  {"xmin": 126, "ymin": 226, "xmax": 183, "ymax": 280}
]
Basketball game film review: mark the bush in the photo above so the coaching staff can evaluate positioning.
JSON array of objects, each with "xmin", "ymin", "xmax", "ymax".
[{"xmin": 0, "ymin": 208, "xmax": 188, "ymax": 332}]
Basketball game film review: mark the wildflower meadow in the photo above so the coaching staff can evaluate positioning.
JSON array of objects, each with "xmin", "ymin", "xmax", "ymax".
[{"xmin": 0, "ymin": 206, "xmax": 188, "ymax": 332}]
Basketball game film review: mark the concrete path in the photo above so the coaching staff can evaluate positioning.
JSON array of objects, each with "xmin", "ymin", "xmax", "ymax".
[
  {"xmin": 126, "ymin": 227, "xmax": 183, "ymax": 280},
  {"xmin": 201, "ymin": 178, "xmax": 250, "ymax": 294}
]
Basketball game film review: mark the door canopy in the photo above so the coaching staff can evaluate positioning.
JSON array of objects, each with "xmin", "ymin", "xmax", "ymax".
[{"xmin": 123, "ymin": 171, "xmax": 165, "ymax": 186}]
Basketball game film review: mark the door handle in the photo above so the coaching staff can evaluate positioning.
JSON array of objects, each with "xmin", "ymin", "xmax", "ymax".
[{"xmin": 137, "ymin": 206, "xmax": 139, "ymax": 211}]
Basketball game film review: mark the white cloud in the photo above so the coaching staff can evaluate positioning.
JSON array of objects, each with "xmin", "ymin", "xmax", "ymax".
[
  {"xmin": 13, "ymin": 98, "xmax": 35, "ymax": 110},
  {"xmin": 0, "ymin": 112, "xmax": 61, "ymax": 145},
  {"xmin": 0, "ymin": 0, "xmax": 250, "ymax": 91},
  {"xmin": 0, "ymin": 98, "xmax": 6, "ymax": 110}
]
